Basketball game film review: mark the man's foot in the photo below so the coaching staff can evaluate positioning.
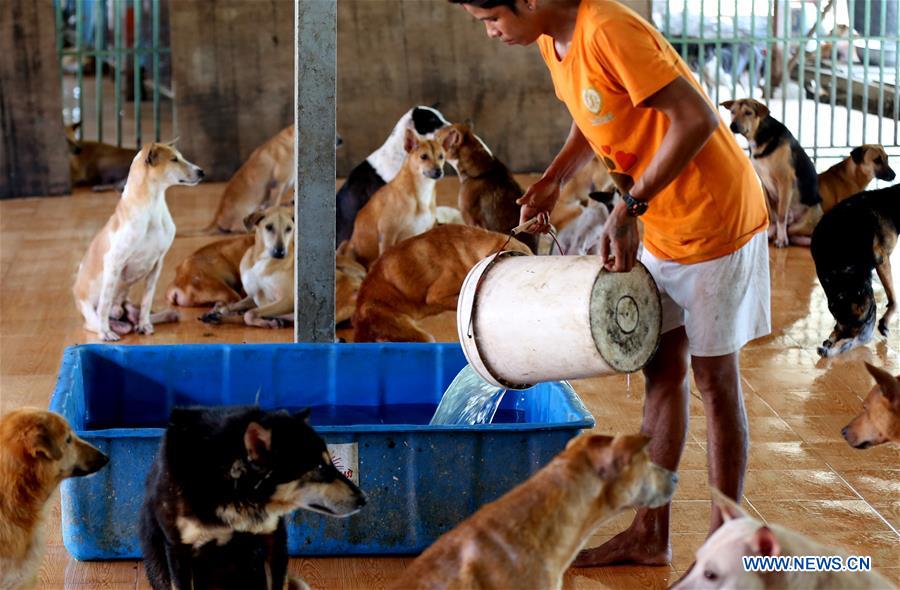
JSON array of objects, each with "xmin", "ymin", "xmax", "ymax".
[{"xmin": 572, "ymin": 528, "xmax": 671, "ymax": 567}]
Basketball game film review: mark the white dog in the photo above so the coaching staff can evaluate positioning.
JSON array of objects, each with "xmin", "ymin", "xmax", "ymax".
[
  {"xmin": 73, "ymin": 142, "xmax": 203, "ymax": 341},
  {"xmin": 673, "ymin": 489, "xmax": 894, "ymax": 589},
  {"xmin": 556, "ymin": 191, "xmax": 616, "ymax": 255}
]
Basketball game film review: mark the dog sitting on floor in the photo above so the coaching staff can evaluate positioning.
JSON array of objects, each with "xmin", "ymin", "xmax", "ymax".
[
  {"xmin": 811, "ymin": 183, "xmax": 900, "ymax": 357},
  {"xmin": 672, "ymin": 488, "xmax": 893, "ymax": 589},
  {"xmin": 73, "ymin": 142, "xmax": 203, "ymax": 341},
  {"xmin": 392, "ymin": 433, "xmax": 677, "ymax": 590},
  {"xmin": 200, "ymin": 207, "xmax": 294, "ymax": 329},
  {"xmin": 436, "ymin": 123, "xmax": 539, "ymax": 253},
  {"xmin": 336, "ymin": 106, "xmax": 449, "ymax": 246},
  {"xmin": 339, "ymin": 130, "xmax": 445, "ymax": 269},
  {"xmin": 722, "ymin": 99, "xmax": 822, "ymax": 247},
  {"xmin": 842, "ymin": 362, "xmax": 900, "ymax": 449},
  {"xmin": 352, "ymin": 224, "xmax": 532, "ymax": 343},
  {"xmin": 819, "ymin": 145, "xmax": 896, "ymax": 213},
  {"xmin": 0, "ymin": 408, "xmax": 108, "ymax": 590},
  {"xmin": 139, "ymin": 405, "xmax": 366, "ymax": 590}
]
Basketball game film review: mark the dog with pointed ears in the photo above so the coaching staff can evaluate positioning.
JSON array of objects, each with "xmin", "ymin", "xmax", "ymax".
[
  {"xmin": 842, "ymin": 362, "xmax": 900, "ymax": 448},
  {"xmin": 391, "ymin": 433, "xmax": 677, "ymax": 590},
  {"xmin": 73, "ymin": 141, "xmax": 203, "ymax": 341},
  {"xmin": 139, "ymin": 405, "xmax": 366, "ymax": 590},
  {"xmin": 722, "ymin": 99, "xmax": 822, "ymax": 247}
]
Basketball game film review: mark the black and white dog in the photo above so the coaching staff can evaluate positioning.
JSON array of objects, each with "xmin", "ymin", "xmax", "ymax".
[
  {"xmin": 140, "ymin": 406, "xmax": 366, "ymax": 590},
  {"xmin": 336, "ymin": 105, "xmax": 450, "ymax": 245}
]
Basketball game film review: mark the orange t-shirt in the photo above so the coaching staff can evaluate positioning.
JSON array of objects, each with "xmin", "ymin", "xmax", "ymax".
[{"xmin": 537, "ymin": 0, "xmax": 767, "ymax": 264}]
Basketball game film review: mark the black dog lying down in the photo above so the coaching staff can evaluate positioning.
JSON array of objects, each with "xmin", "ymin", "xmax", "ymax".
[
  {"xmin": 811, "ymin": 183, "xmax": 900, "ymax": 357},
  {"xmin": 140, "ymin": 406, "xmax": 366, "ymax": 590}
]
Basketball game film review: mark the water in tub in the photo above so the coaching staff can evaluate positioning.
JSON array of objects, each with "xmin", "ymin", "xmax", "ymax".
[{"xmin": 429, "ymin": 364, "xmax": 508, "ymax": 425}]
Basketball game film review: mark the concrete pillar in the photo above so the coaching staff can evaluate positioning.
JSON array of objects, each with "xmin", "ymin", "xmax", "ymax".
[{"xmin": 294, "ymin": 0, "xmax": 336, "ymax": 342}]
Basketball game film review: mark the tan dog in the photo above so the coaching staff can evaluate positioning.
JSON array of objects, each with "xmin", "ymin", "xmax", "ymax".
[
  {"xmin": 0, "ymin": 408, "xmax": 108, "ymax": 590},
  {"xmin": 200, "ymin": 207, "xmax": 294, "ymax": 328},
  {"xmin": 166, "ymin": 235, "xmax": 255, "ymax": 307},
  {"xmin": 352, "ymin": 225, "xmax": 532, "ymax": 343},
  {"xmin": 722, "ymin": 99, "xmax": 822, "ymax": 247},
  {"xmin": 842, "ymin": 362, "xmax": 900, "ymax": 448},
  {"xmin": 336, "ymin": 254, "xmax": 366, "ymax": 326},
  {"xmin": 392, "ymin": 433, "xmax": 678, "ymax": 590},
  {"xmin": 673, "ymin": 488, "xmax": 893, "ymax": 589},
  {"xmin": 169, "ymin": 234, "xmax": 362, "ymax": 326},
  {"xmin": 196, "ymin": 124, "xmax": 295, "ymax": 234},
  {"xmin": 341, "ymin": 130, "xmax": 444, "ymax": 269},
  {"xmin": 73, "ymin": 143, "xmax": 203, "ymax": 341},
  {"xmin": 436, "ymin": 123, "xmax": 538, "ymax": 253},
  {"xmin": 819, "ymin": 145, "xmax": 896, "ymax": 213},
  {"xmin": 65, "ymin": 123, "xmax": 138, "ymax": 191}
]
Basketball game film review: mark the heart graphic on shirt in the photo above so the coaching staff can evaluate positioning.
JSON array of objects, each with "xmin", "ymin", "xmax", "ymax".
[
  {"xmin": 615, "ymin": 151, "xmax": 638, "ymax": 172},
  {"xmin": 601, "ymin": 145, "xmax": 612, "ymax": 155}
]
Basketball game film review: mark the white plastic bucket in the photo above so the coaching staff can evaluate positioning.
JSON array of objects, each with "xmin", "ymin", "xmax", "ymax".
[{"xmin": 457, "ymin": 253, "xmax": 661, "ymax": 390}]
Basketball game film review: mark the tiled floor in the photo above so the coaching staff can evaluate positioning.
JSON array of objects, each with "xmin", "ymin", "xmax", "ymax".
[{"xmin": 1, "ymin": 179, "xmax": 898, "ymax": 588}]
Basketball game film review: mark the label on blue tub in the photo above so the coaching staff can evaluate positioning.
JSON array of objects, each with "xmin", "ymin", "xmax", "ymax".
[{"xmin": 328, "ymin": 443, "xmax": 359, "ymax": 485}]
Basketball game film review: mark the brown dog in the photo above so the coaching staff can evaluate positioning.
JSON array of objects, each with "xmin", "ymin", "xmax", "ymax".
[
  {"xmin": 340, "ymin": 130, "xmax": 444, "ymax": 269},
  {"xmin": 336, "ymin": 254, "xmax": 367, "ymax": 326},
  {"xmin": 193, "ymin": 124, "xmax": 295, "ymax": 235},
  {"xmin": 166, "ymin": 235, "xmax": 255, "ymax": 307},
  {"xmin": 842, "ymin": 362, "xmax": 900, "ymax": 448},
  {"xmin": 437, "ymin": 123, "xmax": 538, "ymax": 253},
  {"xmin": 391, "ymin": 433, "xmax": 678, "ymax": 590},
  {"xmin": 819, "ymin": 145, "xmax": 896, "ymax": 213},
  {"xmin": 722, "ymin": 99, "xmax": 822, "ymax": 247},
  {"xmin": 0, "ymin": 408, "xmax": 108, "ymax": 590},
  {"xmin": 65, "ymin": 122, "xmax": 138, "ymax": 190},
  {"xmin": 200, "ymin": 207, "xmax": 294, "ymax": 328},
  {"xmin": 352, "ymin": 224, "xmax": 532, "ymax": 343}
]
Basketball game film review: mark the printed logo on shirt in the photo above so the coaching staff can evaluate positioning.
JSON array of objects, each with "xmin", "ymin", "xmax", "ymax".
[
  {"xmin": 582, "ymin": 87, "xmax": 602, "ymax": 113},
  {"xmin": 582, "ymin": 86, "xmax": 614, "ymax": 126}
]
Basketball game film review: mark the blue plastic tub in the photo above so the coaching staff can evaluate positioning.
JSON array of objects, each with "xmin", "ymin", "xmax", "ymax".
[{"xmin": 49, "ymin": 343, "xmax": 594, "ymax": 560}]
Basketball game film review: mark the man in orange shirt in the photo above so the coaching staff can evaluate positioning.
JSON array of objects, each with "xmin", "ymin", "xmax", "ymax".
[{"xmin": 450, "ymin": 0, "xmax": 771, "ymax": 568}]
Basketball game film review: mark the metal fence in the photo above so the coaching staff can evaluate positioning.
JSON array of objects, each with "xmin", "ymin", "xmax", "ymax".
[
  {"xmin": 54, "ymin": 0, "xmax": 171, "ymax": 147},
  {"xmin": 653, "ymin": 0, "xmax": 900, "ymax": 165}
]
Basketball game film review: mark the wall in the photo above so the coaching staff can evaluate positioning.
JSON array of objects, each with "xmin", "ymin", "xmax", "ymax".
[
  {"xmin": 0, "ymin": 0, "xmax": 70, "ymax": 198},
  {"xmin": 169, "ymin": 0, "xmax": 580, "ymax": 179},
  {"xmin": 169, "ymin": 0, "xmax": 295, "ymax": 181}
]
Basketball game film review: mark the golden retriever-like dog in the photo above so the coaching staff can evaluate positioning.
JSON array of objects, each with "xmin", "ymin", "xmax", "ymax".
[{"xmin": 0, "ymin": 408, "xmax": 108, "ymax": 590}]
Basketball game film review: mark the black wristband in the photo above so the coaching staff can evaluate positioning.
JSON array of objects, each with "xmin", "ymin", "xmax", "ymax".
[{"xmin": 623, "ymin": 192, "xmax": 648, "ymax": 217}]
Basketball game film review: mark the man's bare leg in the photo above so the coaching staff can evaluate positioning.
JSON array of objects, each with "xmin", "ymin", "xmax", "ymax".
[
  {"xmin": 692, "ymin": 352, "xmax": 748, "ymax": 532},
  {"xmin": 573, "ymin": 327, "xmax": 690, "ymax": 567}
]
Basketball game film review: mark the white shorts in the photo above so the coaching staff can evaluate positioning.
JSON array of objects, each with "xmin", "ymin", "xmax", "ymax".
[{"xmin": 640, "ymin": 231, "xmax": 771, "ymax": 357}]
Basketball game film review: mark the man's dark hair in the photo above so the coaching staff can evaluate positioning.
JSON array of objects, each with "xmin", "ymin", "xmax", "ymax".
[{"xmin": 447, "ymin": 0, "xmax": 518, "ymax": 11}]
